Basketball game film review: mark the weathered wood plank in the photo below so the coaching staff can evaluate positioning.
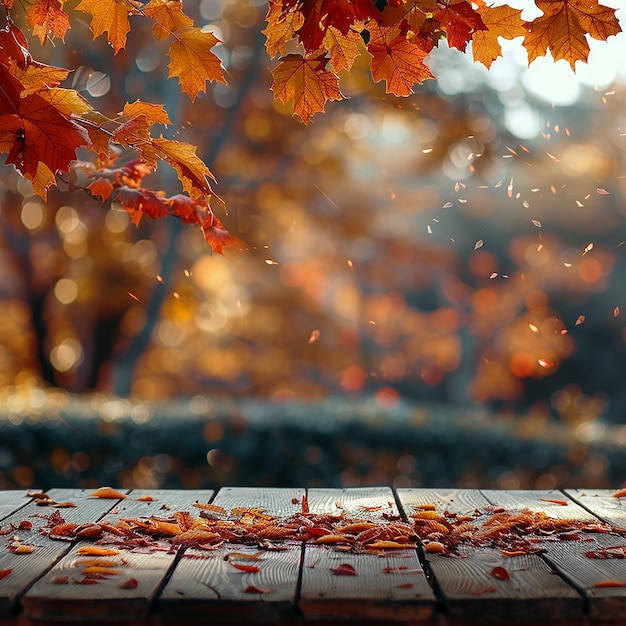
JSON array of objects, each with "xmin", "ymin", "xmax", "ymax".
[
  {"xmin": 21, "ymin": 489, "xmax": 213, "ymax": 622},
  {"xmin": 299, "ymin": 487, "xmax": 435, "ymax": 622},
  {"xmin": 0, "ymin": 491, "xmax": 31, "ymax": 522},
  {"xmin": 158, "ymin": 487, "xmax": 304, "ymax": 622},
  {"xmin": 565, "ymin": 489, "xmax": 626, "ymax": 529},
  {"xmin": 481, "ymin": 490, "xmax": 626, "ymax": 622},
  {"xmin": 396, "ymin": 489, "xmax": 583, "ymax": 623},
  {"xmin": 0, "ymin": 488, "xmax": 128, "ymax": 618}
]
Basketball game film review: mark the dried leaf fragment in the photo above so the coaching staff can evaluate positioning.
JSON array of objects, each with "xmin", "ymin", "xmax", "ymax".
[
  {"xmin": 244, "ymin": 584, "xmax": 275, "ymax": 594},
  {"xmin": 76, "ymin": 547, "xmax": 121, "ymax": 556},
  {"xmin": 119, "ymin": 577, "xmax": 138, "ymax": 589},
  {"xmin": 611, "ymin": 488, "xmax": 626, "ymax": 498},
  {"xmin": 593, "ymin": 580, "xmax": 626, "ymax": 588},
  {"xmin": 90, "ymin": 487, "xmax": 126, "ymax": 499},
  {"xmin": 330, "ymin": 563, "xmax": 357, "ymax": 576},
  {"xmin": 229, "ymin": 562, "xmax": 260, "ymax": 573},
  {"xmin": 0, "ymin": 569, "xmax": 12, "ymax": 580},
  {"xmin": 490, "ymin": 566, "xmax": 510, "ymax": 580}
]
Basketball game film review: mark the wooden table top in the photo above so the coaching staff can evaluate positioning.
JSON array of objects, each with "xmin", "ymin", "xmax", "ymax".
[{"xmin": 0, "ymin": 487, "xmax": 625, "ymax": 625}]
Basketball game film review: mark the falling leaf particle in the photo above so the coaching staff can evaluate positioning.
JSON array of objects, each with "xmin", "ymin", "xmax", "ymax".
[
  {"xmin": 531, "ymin": 220, "xmax": 541, "ymax": 228},
  {"xmin": 597, "ymin": 188, "xmax": 610, "ymax": 195},
  {"xmin": 265, "ymin": 260, "xmax": 278, "ymax": 265},
  {"xmin": 529, "ymin": 324, "xmax": 538, "ymax": 333},
  {"xmin": 538, "ymin": 359, "xmax": 553, "ymax": 368},
  {"xmin": 308, "ymin": 330, "xmax": 320, "ymax": 344},
  {"xmin": 490, "ymin": 273, "xmax": 498, "ymax": 279},
  {"xmin": 575, "ymin": 315, "xmax": 586, "ymax": 326},
  {"xmin": 474, "ymin": 240, "xmax": 484, "ymax": 250},
  {"xmin": 583, "ymin": 243, "xmax": 594, "ymax": 255},
  {"xmin": 614, "ymin": 307, "xmax": 620, "ymax": 318}
]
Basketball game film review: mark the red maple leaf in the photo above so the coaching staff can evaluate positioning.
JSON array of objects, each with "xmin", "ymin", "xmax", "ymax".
[{"xmin": 435, "ymin": 0, "xmax": 487, "ymax": 52}]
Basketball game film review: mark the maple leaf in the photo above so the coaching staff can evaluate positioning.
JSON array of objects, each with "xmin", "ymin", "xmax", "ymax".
[
  {"xmin": 523, "ymin": 0, "xmax": 621, "ymax": 69},
  {"xmin": 143, "ymin": 0, "xmax": 193, "ymax": 41},
  {"xmin": 0, "ymin": 87, "xmax": 89, "ymax": 190},
  {"xmin": 203, "ymin": 218, "xmax": 239, "ymax": 254},
  {"xmin": 323, "ymin": 26, "xmax": 363, "ymax": 73},
  {"xmin": 116, "ymin": 186, "xmax": 169, "ymax": 224},
  {"xmin": 472, "ymin": 5, "xmax": 526, "ymax": 69},
  {"xmin": 75, "ymin": 0, "xmax": 141, "ymax": 54},
  {"xmin": 145, "ymin": 138, "xmax": 216, "ymax": 199},
  {"xmin": 295, "ymin": 0, "xmax": 379, "ymax": 53},
  {"xmin": 380, "ymin": 0, "xmax": 438, "ymax": 34},
  {"xmin": 112, "ymin": 115, "xmax": 151, "ymax": 145},
  {"xmin": 8, "ymin": 61, "xmax": 70, "ymax": 97},
  {"xmin": 167, "ymin": 27, "xmax": 226, "ymax": 101},
  {"xmin": 122, "ymin": 100, "xmax": 172, "ymax": 127},
  {"xmin": 435, "ymin": 0, "xmax": 487, "ymax": 52},
  {"xmin": 26, "ymin": 0, "xmax": 70, "ymax": 45},
  {"xmin": 271, "ymin": 54, "xmax": 343, "ymax": 124},
  {"xmin": 368, "ymin": 27, "xmax": 434, "ymax": 97},
  {"xmin": 263, "ymin": 1, "xmax": 304, "ymax": 58}
]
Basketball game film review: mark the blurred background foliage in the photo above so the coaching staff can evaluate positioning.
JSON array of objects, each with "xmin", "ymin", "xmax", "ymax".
[{"xmin": 1, "ymin": 0, "xmax": 626, "ymax": 490}]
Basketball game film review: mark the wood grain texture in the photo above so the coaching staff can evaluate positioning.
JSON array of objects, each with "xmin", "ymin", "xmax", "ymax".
[
  {"xmin": 480, "ymin": 490, "xmax": 595, "ymax": 521},
  {"xmin": 0, "ymin": 491, "xmax": 30, "ymax": 522},
  {"xmin": 0, "ymin": 488, "xmax": 127, "ymax": 618},
  {"xmin": 565, "ymin": 489, "xmax": 626, "ymax": 529},
  {"xmin": 481, "ymin": 490, "xmax": 626, "ymax": 621},
  {"xmin": 158, "ymin": 487, "xmax": 304, "ymax": 622},
  {"xmin": 299, "ymin": 487, "xmax": 435, "ymax": 621},
  {"xmin": 21, "ymin": 489, "xmax": 213, "ymax": 622},
  {"xmin": 396, "ymin": 489, "xmax": 583, "ymax": 622}
]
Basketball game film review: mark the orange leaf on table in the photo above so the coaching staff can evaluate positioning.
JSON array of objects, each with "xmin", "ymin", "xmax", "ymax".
[
  {"xmin": 472, "ymin": 5, "xmax": 526, "ymax": 69},
  {"xmin": 167, "ymin": 27, "xmax": 226, "ymax": 101},
  {"xmin": 522, "ymin": 0, "xmax": 621, "ymax": 70},
  {"xmin": 368, "ymin": 27, "xmax": 434, "ymax": 97},
  {"xmin": 26, "ymin": 0, "xmax": 70, "ymax": 45},
  {"xmin": 271, "ymin": 53, "xmax": 343, "ymax": 124},
  {"xmin": 75, "ymin": 0, "xmax": 141, "ymax": 54},
  {"xmin": 435, "ymin": 0, "xmax": 487, "ymax": 52},
  {"xmin": 143, "ymin": 0, "xmax": 193, "ymax": 41},
  {"xmin": 0, "ymin": 569, "xmax": 12, "ymax": 580},
  {"xmin": 90, "ymin": 487, "xmax": 126, "ymax": 499}
]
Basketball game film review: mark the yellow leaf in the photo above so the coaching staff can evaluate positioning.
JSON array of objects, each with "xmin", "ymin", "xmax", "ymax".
[
  {"xmin": 123, "ymin": 100, "xmax": 172, "ymax": 126},
  {"xmin": 472, "ymin": 5, "xmax": 526, "ymax": 69},
  {"xmin": 143, "ymin": 0, "xmax": 193, "ymax": 41},
  {"xmin": 167, "ymin": 27, "xmax": 226, "ymax": 101},
  {"xmin": 262, "ymin": 1, "xmax": 304, "ymax": 59},
  {"xmin": 9, "ymin": 60, "xmax": 70, "ymax": 97},
  {"xmin": 75, "ymin": 0, "xmax": 141, "ymax": 54},
  {"xmin": 271, "ymin": 54, "xmax": 343, "ymax": 124}
]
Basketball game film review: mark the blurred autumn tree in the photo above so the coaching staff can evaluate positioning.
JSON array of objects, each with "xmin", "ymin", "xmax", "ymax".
[{"xmin": 1, "ymin": 0, "xmax": 626, "ymax": 426}]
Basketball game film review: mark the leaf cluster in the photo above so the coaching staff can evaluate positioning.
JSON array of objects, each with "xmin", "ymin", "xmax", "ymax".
[{"xmin": 0, "ymin": 0, "xmax": 622, "ymax": 248}]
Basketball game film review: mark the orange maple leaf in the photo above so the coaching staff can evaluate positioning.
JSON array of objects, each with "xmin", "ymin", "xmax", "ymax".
[
  {"xmin": 147, "ymin": 138, "xmax": 216, "ymax": 199},
  {"xmin": 143, "ymin": 0, "xmax": 193, "ymax": 41},
  {"xmin": 167, "ymin": 27, "xmax": 226, "ymax": 100},
  {"xmin": 323, "ymin": 26, "xmax": 363, "ymax": 73},
  {"xmin": 75, "ymin": 0, "xmax": 141, "ymax": 54},
  {"xmin": 8, "ymin": 61, "xmax": 70, "ymax": 97},
  {"xmin": 122, "ymin": 100, "xmax": 172, "ymax": 127},
  {"xmin": 523, "ymin": 0, "xmax": 621, "ymax": 69},
  {"xmin": 368, "ymin": 28, "xmax": 434, "ymax": 97},
  {"xmin": 473, "ymin": 5, "xmax": 526, "ymax": 69},
  {"xmin": 263, "ymin": 1, "xmax": 304, "ymax": 59},
  {"xmin": 271, "ymin": 54, "xmax": 343, "ymax": 124},
  {"xmin": 435, "ymin": 0, "xmax": 487, "ymax": 52},
  {"xmin": 26, "ymin": 0, "xmax": 70, "ymax": 45}
]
